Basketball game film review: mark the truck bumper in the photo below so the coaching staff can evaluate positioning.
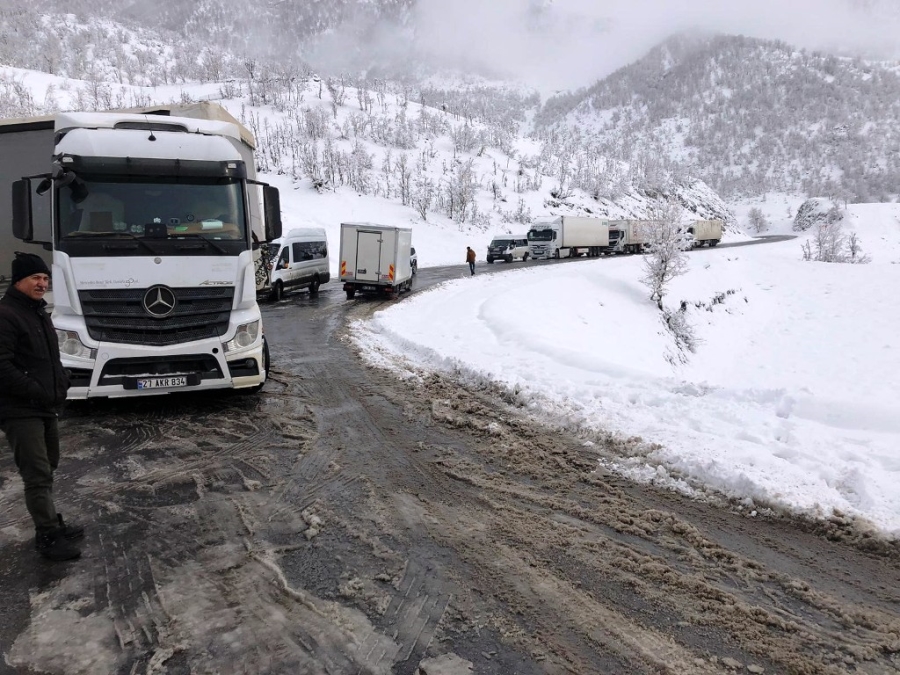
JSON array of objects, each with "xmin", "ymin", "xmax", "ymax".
[{"xmin": 62, "ymin": 336, "xmax": 266, "ymax": 399}]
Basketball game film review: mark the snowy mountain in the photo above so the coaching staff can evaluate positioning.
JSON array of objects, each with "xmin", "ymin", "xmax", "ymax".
[{"xmin": 535, "ymin": 32, "xmax": 900, "ymax": 202}]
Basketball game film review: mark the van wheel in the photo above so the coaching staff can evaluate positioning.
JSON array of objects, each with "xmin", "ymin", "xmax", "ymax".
[
  {"xmin": 523, "ymin": 252, "xmax": 529, "ymax": 261},
  {"xmin": 506, "ymin": 255, "xmax": 513, "ymax": 263},
  {"xmin": 309, "ymin": 276, "xmax": 320, "ymax": 294},
  {"xmin": 271, "ymin": 281, "xmax": 284, "ymax": 301},
  {"xmin": 487, "ymin": 257, "xmax": 494, "ymax": 264}
]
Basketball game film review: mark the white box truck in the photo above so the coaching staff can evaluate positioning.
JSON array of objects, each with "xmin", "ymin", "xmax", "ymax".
[
  {"xmin": 686, "ymin": 219, "xmax": 723, "ymax": 247},
  {"xmin": 526, "ymin": 216, "xmax": 610, "ymax": 260},
  {"xmin": 3, "ymin": 103, "xmax": 283, "ymax": 398},
  {"xmin": 339, "ymin": 223, "xmax": 413, "ymax": 299}
]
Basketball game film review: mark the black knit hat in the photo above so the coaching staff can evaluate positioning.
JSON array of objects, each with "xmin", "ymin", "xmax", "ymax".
[{"xmin": 11, "ymin": 252, "xmax": 51, "ymax": 284}]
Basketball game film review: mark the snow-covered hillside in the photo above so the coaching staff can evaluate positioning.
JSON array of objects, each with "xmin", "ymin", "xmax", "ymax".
[
  {"xmin": 352, "ymin": 204, "xmax": 900, "ymax": 538},
  {"xmin": 536, "ymin": 32, "xmax": 900, "ymax": 202}
]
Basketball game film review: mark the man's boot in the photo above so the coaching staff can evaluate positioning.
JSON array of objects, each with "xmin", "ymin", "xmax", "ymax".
[
  {"xmin": 56, "ymin": 513, "xmax": 84, "ymax": 540},
  {"xmin": 35, "ymin": 529, "xmax": 81, "ymax": 561}
]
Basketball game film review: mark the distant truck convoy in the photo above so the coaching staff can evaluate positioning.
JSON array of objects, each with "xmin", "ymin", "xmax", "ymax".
[
  {"xmin": 2, "ymin": 102, "xmax": 283, "ymax": 398},
  {"xmin": 527, "ymin": 216, "xmax": 610, "ymax": 260},
  {"xmin": 339, "ymin": 222, "xmax": 413, "ymax": 299},
  {"xmin": 603, "ymin": 218, "xmax": 725, "ymax": 254}
]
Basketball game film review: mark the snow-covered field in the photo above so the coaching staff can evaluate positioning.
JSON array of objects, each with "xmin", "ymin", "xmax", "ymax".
[{"xmin": 352, "ymin": 204, "xmax": 900, "ymax": 539}]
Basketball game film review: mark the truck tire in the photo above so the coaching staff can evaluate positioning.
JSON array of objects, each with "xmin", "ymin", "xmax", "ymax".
[
  {"xmin": 271, "ymin": 280, "xmax": 284, "ymax": 301},
  {"xmin": 710, "ymin": 240, "xmax": 719, "ymax": 247},
  {"xmin": 553, "ymin": 249, "xmax": 560, "ymax": 259},
  {"xmin": 346, "ymin": 288, "xmax": 356, "ymax": 300},
  {"xmin": 309, "ymin": 276, "xmax": 320, "ymax": 294}
]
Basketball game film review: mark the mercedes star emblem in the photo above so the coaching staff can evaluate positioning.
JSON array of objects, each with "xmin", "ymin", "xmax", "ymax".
[{"xmin": 142, "ymin": 285, "xmax": 177, "ymax": 318}]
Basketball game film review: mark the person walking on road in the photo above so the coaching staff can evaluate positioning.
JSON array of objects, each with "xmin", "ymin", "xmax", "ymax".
[
  {"xmin": 0, "ymin": 252, "xmax": 82, "ymax": 561},
  {"xmin": 466, "ymin": 246, "xmax": 476, "ymax": 276}
]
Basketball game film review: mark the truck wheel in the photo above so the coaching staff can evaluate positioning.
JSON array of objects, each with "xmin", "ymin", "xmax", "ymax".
[
  {"xmin": 309, "ymin": 276, "xmax": 320, "ymax": 294},
  {"xmin": 487, "ymin": 257, "xmax": 494, "ymax": 264},
  {"xmin": 553, "ymin": 249, "xmax": 560, "ymax": 259},
  {"xmin": 346, "ymin": 289, "xmax": 356, "ymax": 300},
  {"xmin": 271, "ymin": 280, "xmax": 284, "ymax": 301},
  {"xmin": 710, "ymin": 240, "xmax": 719, "ymax": 247}
]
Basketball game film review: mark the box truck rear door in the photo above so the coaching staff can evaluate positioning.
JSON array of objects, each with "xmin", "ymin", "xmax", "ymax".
[{"xmin": 355, "ymin": 230, "xmax": 382, "ymax": 282}]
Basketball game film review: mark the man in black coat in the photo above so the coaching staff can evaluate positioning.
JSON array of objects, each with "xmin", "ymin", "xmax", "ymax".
[{"xmin": 0, "ymin": 252, "xmax": 83, "ymax": 561}]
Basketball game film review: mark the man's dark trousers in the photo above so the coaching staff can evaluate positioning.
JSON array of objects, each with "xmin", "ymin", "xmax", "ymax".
[{"xmin": 2, "ymin": 417, "xmax": 60, "ymax": 531}]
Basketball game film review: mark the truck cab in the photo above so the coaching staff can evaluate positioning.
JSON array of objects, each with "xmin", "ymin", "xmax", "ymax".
[{"xmin": 9, "ymin": 108, "xmax": 282, "ymax": 398}]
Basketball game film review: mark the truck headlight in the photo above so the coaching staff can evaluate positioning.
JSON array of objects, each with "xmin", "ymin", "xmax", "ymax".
[
  {"xmin": 56, "ymin": 330, "xmax": 96, "ymax": 361},
  {"xmin": 224, "ymin": 321, "xmax": 260, "ymax": 352}
]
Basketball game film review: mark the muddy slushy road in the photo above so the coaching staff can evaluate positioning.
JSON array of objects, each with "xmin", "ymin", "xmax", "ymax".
[{"xmin": 1, "ymin": 245, "xmax": 898, "ymax": 675}]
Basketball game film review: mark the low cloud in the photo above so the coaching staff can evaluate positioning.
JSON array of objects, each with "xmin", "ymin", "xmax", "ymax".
[{"xmin": 409, "ymin": 0, "xmax": 900, "ymax": 93}]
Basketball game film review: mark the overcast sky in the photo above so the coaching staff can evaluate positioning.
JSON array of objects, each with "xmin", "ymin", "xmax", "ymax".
[{"xmin": 410, "ymin": 0, "xmax": 900, "ymax": 94}]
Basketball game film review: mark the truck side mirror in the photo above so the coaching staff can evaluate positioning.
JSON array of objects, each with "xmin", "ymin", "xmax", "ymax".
[
  {"xmin": 263, "ymin": 185, "xmax": 282, "ymax": 241},
  {"xmin": 12, "ymin": 179, "xmax": 35, "ymax": 241}
]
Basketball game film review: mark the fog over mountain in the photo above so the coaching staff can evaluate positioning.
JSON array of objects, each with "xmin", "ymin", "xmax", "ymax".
[
  {"xmin": 409, "ymin": 0, "xmax": 900, "ymax": 93},
  {"xmin": 17, "ymin": 0, "xmax": 900, "ymax": 93},
  {"xmin": 3, "ymin": 0, "xmax": 900, "ymax": 204}
]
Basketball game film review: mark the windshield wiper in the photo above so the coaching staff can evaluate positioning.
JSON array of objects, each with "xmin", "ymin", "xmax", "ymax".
[
  {"xmin": 170, "ymin": 233, "xmax": 228, "ymax": 254},
  {"xmin": 64, "ymin": 231, "xmax": 159, "ymax": 255}
]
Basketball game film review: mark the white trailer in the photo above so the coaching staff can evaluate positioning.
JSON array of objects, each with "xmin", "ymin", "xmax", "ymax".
[
  {"xmin": 4, "ymin": 103, "xmax": 283, "ymax": 399},
  {"xmin": 526, "ymin": 216, "xmax": 610, "ymax": 260},
  {"xmin": 686, "ymin": 219, "xmax": 723, "ymax": 247},
  {"xmin": 339, "ymin": 223, "xmax": 413, "ymax": 299}
]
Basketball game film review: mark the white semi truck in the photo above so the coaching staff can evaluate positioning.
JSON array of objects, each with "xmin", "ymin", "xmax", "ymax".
[
  {"xmin": 526, "ymin": 216, "xmax": 610, "ymax": 260},
  {"xmin": 339, "ymin": 222, "xmax": 413, "ymax": 299},
  {"xmin": 3, "ymin": 103, "xmax": 282, "ymax": 398}
]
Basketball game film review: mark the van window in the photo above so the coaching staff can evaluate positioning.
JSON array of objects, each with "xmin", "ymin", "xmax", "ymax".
[
  {"xmin": 276, "ymin": 246, "xmax": 289, "ymax": 269},
  {"xmin": 292, "ymin": 241, "xmax": 327, "ymax": 261}
]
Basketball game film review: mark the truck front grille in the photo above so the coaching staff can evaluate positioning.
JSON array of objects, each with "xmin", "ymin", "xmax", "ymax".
[{"xmin": 79, "ymin": 287, "xmax": 234, "ymax": 346}]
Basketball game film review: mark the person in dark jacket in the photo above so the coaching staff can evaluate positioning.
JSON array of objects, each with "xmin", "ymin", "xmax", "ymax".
[
  {"xmin": 0, "ymin": 252, "xmax": 82, "ymax": 561},
  {"xmin": 465, "ymin": 246, "xmax": 476, "ymax": 275}
]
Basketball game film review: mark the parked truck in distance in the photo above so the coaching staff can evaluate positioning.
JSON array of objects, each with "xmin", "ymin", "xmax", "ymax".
[
  {"xmin": 339, "ymin": 223, "xmax": 413, "ymax": 299},
  {"xmin": 685, "ymin": 219, "xmax": 723, "ymax": 247},
  {"xmin": 3, "ymin": 102, "xmax": 282, "ymax": 399},
  {"xmin": 608, "ymin": 220, "xmax": 655, "ymax": 254},
  {"xmin": 526, "ymin": 216, "xmax": 610, "ymax": 260}
]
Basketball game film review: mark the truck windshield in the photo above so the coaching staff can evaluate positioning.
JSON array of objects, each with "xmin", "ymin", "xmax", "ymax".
[
  {"xmin": 527, "ymin": 229, "xmax": 553, "ymax": 242},
  {"xmin": 56, "ymin": 176, "xmax": 248, "ymax": 257}
]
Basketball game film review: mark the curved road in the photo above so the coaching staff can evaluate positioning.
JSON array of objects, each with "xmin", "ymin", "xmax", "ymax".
[{"xmin": 1, "ymin": 235, "xmax": 898, "ymax": 675}]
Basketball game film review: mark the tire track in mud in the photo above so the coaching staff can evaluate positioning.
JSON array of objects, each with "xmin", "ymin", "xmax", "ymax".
[{"xmin": 398, "ymin": 375, "xmax": 900, "ymax": 674}]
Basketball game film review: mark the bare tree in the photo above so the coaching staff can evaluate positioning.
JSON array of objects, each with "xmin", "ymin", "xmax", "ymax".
[
  {"xmin": 747, "ymin": 207, "xmax": 769, "ymax": 233},
  {"xmin": 641, "ymin": 199, "xmax": 691, "ymax": 306}
]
